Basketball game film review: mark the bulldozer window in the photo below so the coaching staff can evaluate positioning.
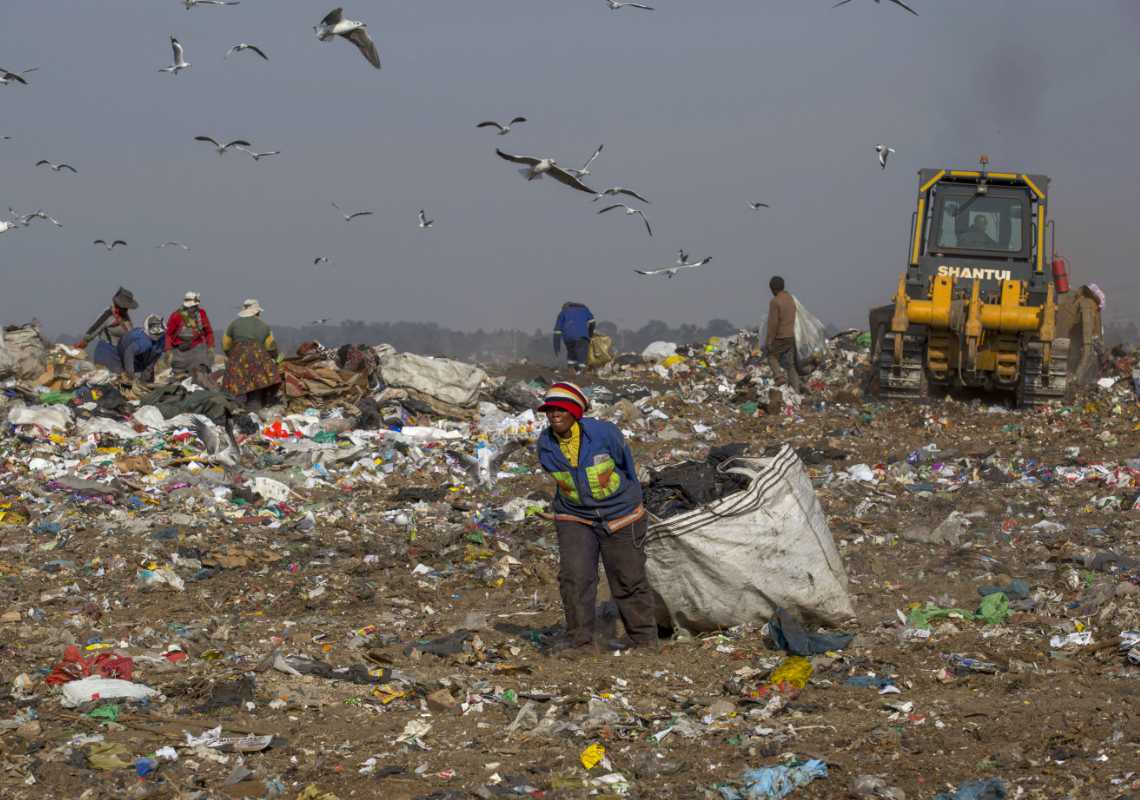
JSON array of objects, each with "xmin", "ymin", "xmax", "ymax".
[{"xmin": 931, "ymin": 193, "xmax": 1027, "ymax": 254}]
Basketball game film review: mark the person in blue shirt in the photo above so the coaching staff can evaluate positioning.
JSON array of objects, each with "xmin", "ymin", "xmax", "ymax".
[
  {"xmin": 552, "ymin": 302, "xmax": 595, "ymax": 370},
  {"xmin": 116, "ymin": 315, "xmax": 167, "ymax": 385},
  {"xmin": 536, "ymin": 381, "xmax": 657, "ymax": 655}
]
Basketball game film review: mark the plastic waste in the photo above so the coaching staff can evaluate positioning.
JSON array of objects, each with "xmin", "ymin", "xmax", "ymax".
[
  {"xmin": 60, "ymin": 677, "xmax": 159, "ymax": 707},
  {"xmin": 933, "ymin": 777, "xmax": 1007, "ymax": 800}
]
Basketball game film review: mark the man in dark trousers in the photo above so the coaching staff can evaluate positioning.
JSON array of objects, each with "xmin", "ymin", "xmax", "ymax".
[
  {"xmin": 536, "ymin": 381, "xmax": 657, "ymax": 656},
  {"xmin": 552, "ymin": 301, "xmax": 595, "ymax": 371},
  {"xmin": 766, "ymin": 276, "xmax": 801, "ymax": 392}
]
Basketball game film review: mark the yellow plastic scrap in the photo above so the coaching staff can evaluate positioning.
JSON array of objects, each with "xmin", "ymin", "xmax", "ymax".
[
  {"xmin": 580, "ymin": 742, "xmax": 605, "ymax": 770},
  {"xmin": 371, "ymin": 684, "xmax": 410, "ymax": 705},
  {"xmin": 463, "ymin": 545, "xmax": 495, "ymax": 562},
  {"xmin": 86, "ymin": 742, "xmax": 133, "ymax": 770},
  {"xmin": 296, "ymin": 786, "xmax": 340, "ymax": 800},
  {"xmin": 661, "ymin": 354, "xmax": 686, "ymax": 368},
  {"xmin": 769, "ymin": 656, "xmax": 813, "ymax": 689}
]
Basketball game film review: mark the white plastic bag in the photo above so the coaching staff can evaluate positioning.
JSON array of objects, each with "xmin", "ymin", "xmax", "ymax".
[
  {"xmin": 60, "ymin": 677, "xmax": 159, "ymax": 707},
  {"xmin": 641, "ymin": 341, "xmax": 678, "ymax": 362},
  {"xmin": 644, "ymin": 446, "xmax": 854, "ymax": 631},
  {"xmin": 793, "ymin": 298, "xmax": 828, "ymax": 367}
]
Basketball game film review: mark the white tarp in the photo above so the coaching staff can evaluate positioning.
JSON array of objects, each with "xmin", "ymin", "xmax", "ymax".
[
  {"xmin": 644, "ymin": 446, "xmax": 854, "ymax": 632},
  {"xmin": 793, "ymin": 298, "xmax": 828, "ymax": 367},
  {"xmin": 378, "ymin": 350, "xmax": 487, "ymax": 409}
]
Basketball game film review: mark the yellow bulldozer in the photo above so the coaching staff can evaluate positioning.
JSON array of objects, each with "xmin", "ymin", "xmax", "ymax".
[{"xmin": 869, "ymin": 156, "xmax": 1099, "ymax": 405}]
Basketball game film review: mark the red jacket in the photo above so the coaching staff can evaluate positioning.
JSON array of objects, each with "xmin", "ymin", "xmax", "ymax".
[{"xmin": 166, "ymin": 308, "xmax": 215, "ymax": 350}]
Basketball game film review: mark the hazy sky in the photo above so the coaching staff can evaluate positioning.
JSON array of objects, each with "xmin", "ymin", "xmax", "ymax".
[{"xmin": 2, "ymin": 0, "xmax": 1138, "ymax": 337}]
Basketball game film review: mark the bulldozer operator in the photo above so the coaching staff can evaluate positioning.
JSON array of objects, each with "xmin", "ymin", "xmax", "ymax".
[{"xmin": 957, "ymin": 215, "xmax": 999, "ymax": 249}]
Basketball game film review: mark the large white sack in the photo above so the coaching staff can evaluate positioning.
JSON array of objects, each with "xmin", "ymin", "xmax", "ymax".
[
  {"xmin": 641, "ymin": 341, "xmax": 678, "ymax": 362},
  {"xmin": 0, "ymin": 325, "xmax": 49, "ymax": 381},
  {"xmin": 644, "ymin": 446, "xmax": 853, "ymax": 631},
  {"xmin": 793, "ymin": 298, "xmax": 828, "ymax": 367},
  {"xmin": 378, "ymin": 351, "xmax": 487, "ymax": 408}
]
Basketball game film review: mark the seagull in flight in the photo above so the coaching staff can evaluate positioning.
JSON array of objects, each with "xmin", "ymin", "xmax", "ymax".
[
  {"xmin": 598, "ymin": 204, "xmax": 652, "ymax": 237},
  {"xmin": 315, "ymin": 7, "xmax": 381, "ymax": 70},
  {"xmin": 195, "ymin": 135, "xmax": 251, "ymax": 155},
  {"xmin": 635, "ymin": 256, "xmax": 712, "ymax": 279},
  {"xmin": 21, "ymin": 210, "xmax": 62, "ymax": 228},
  {"xmin": 94, "ymin": 239, "xmax": 128, "ymax": 251},
  {"xmin": 495, "ymin": 149, "xmax": 597, "ymax": 194},
  {"xmin": 477, "ymin": 117, "xmax": 527, "ymax": 136},
  {"xmin": 331, "ymin": 202, "xmax": 373, "ymax": 222},
  {"xmin": 564, "ymin": 144, "xmax": 604, "ymax": 179},
  {"xmin": 158, "ymin": 241, "xmax": 190, "ymax": 251},
  {"xmin": 606, "ymin": 0, "xmax": 655, "ymax": 10},
  {"xmin": 226, "ymin": 43, "xmax": 269, "ymax": 60},
  {"xmin": 239, "ymin": 147, "xmax": 280, "ymax": 161},
  {"xmin": 309, "ymin": 318, "xmax": 331, "ymax": 326},
  {"xmin": 676, "ymin": 249, "xmax": 688, "ymax": 264},
  {"xmin": 313, "ymin": 256, "xmax": 331, "ymax": 266},
  {"xmin": 418, "ymin": 210, "xmax": 434, "ymax": 229},
  {"xmin": 593, "ymin": 186, "xmax": 650, "ymax": 204},
  {"xmin": 36, "ymin": 160, "xmax": 77, "ymax": 173},
  {"xmin": 748, "ymin": 201, "xmax": 770, "ymax": 210},
  {"xmin": 0, "ymin": 67, "xmax": 38, "ymax": 86},
  {"xmin": 184, "ymin": 0, "xmax": 240, "ymax": 8},
  {"xmin": 874, "ymin": 144, "xmax": 896, "ymax": 170},
  {"xmin": 833, "ymin": 0, "xmax": 918, "ymax": 16},
  {"xmin": 159, "ymin": 37, "xmax": 191, "ymax": 75}
]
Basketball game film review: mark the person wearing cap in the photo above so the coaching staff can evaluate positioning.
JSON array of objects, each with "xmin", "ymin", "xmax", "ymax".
[
  {"xmin": 77, "ymin": 287, "xmax": 138, "ymax": 370},
  {"xmin": 116, "ymin": 315, "xmax": 167, "ymax": 386},
  {"xmin": 165, "ymin": 291, "xmax": 215, "ymax": 377},
  {"xmin": 221, "ymin": 299, "xmax": 281, "ymax": 410},
  {"xmin": 553, "ymin": 301, "xmax": 595, "ymax": 371},
  {"xmin": 536, "ymin": 381, "xmax": 657, "ymax": 655}
]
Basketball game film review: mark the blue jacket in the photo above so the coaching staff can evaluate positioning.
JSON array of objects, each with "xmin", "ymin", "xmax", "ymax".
[
  {"xmin": 553, "ymin": 303, "xmax": 594, "ymax": 342},
  {"xmin": 537, "ymin": 417, "xmax": 644, "ymax": 525},
  {"xmin": 116, "ymin": 328, "xmax": 165, "ymax": 378}
]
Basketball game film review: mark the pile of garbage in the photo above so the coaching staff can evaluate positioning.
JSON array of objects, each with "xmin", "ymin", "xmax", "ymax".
[{"xmin": 1, "ymin": 319, "xmax": 1137, "ymax": 799}]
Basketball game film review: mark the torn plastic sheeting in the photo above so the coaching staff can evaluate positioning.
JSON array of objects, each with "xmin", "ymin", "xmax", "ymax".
[
  {"xmin": 377, "ymin": 350, "xmax": 487, "ymax": 408},
  {"xmin": 60, "ymin": 677, "xmax": 159, "ymax": 707},
  {"xmin": 645, "ymin": 446, "xmax": 854, "ymax": 631},
  {"xmin": 7, "ymin": 404, "xmax": 72, "ymax": 431},
  {"xmin": 76, "ymin": 417, "xmax": 142, "ymax": 438},
  {"xmin": 719, "ymin": 759, "xmax": 829, "ymax": 799},
  {"xmin": 251, "ymin": 476, "xmax": 291, "ymax": 503}
]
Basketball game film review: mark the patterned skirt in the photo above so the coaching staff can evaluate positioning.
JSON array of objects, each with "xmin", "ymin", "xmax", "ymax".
[{"xmin": 222, "ymin": 340, "xmax": 281, "ymax": 396}]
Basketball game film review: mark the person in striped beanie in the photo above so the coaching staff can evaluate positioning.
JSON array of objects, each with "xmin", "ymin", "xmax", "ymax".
[{"xmin": 535, "ymin": 381, "xmax": 658, "ymax": 654}]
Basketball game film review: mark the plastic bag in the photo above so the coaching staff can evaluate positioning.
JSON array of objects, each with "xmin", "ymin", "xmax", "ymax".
[
  {"xmin": 793, "ymin": 298, "xmax": 827, "ymax": 367},
  {"xmin": 587, "ymin": 335, "xmax": 614, "ymax": 367}
]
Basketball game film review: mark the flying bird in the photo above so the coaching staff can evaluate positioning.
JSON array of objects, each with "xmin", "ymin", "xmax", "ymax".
[
  {"xmin": 634, "ymin": 256, "xmax": 712, "ymax": 279},
  {"xmin": 0, "ymin": 67, "xmax": 37, "ymax": 86},
  {"xmin": 495, "ymin": 149, "xmax": 597, "ymax": 194},
  {"xmin": 240, "ymin": 148, "xmax": 280, "ymax": 161},
  {"xmin": 315, "ymin": 7, "xmax": 381, "ymax": 69},
  {"xmin": 226, "ymin": 43, "xmax": 269, "ymax": 60},
  {"xmin": 1, "ymin": 136, "xmax": 11, "ymax": 141},
  {"xmin": 313, "ymin": 256, "xmax": 330, "ymax": 266},
  {"xmin": 598, "ymin": 204, "xmax": 652, "ymax": 237},
  {"xmin": 874, "ymin": 144, "xmax": 896, "ymax": 170},
  {"xmin": 593, "ymin": 186, "xmax": 650, "ymax": 204},
  {"xmin": 94, "ymin": 239, "xmax": 128, "ymax": 251},
  {"xmin": 564, "ymin": 144, "xmax": 604, "ymax": 178},
  {"xmin": 833, "ymin": 0, "xmax": 918, "ymax": 16},
  {"xmin": 158, "ymin": 241, "xmax": 190, "ymax": 251},
  {"xmin": 35, "ymin": 160, "xmax": 77, "ymax": 173},
  {"xmin": 184, "ymin": 0, "xmax": 240, "ymax": 8},
  {"xmin": 21, "ymin": 210, "xmax": 62, "ymax": 228},
  {"xmin": 748, "ymin": 201, "xmax": 770, "ymax": 210},
  {"xmin": 331, "ymin": 202, "xmax": 373, "ymax": 222},
  {"xmin": 194, "ymin": 135, "xmax": 251, "ymax": 155},
  {"xmin": 605, "ymin": 0, "xmax": 655, "ymax": 10},
  {"xmin": 418, "ymin": 210, "xmax": 434, "ymax": 229},
  {"xmin": 477, "ymin": 117, "xmax": 527, "ymax": 136},
  {"xmin": 159, "ymin": 37, "xmax": 191, "ymax": 75},
  {"xmin": 309, "ymin": 318, "xmax": 331, "ymax": 326},
  {"xmin": 676, "ymin": 249, "xmax": 689, "ymax": 264}
]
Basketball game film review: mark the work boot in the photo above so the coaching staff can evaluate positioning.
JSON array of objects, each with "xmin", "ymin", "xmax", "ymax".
[
  {"xmin": 605, "ymin": 637, "xmax": 660, "ymax": 654},
  {"xmin": 551, "ymin": 640, "xmax": 598, "ymax": 660}
]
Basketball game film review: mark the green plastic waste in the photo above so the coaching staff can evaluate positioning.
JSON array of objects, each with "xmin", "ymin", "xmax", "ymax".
[
  {"xmin": 855, "ymin": 331, "xmax": 872, "ymax": 349},
  {"xmin": 907, "ymin": 592, "xmax": 1012, "ymax": 629},
  {"xmin": 38, "ymin": 391, "xmax": 75, "ymax": 405},
  {"xmin": 87, "ymin": 703, "xmax": 121, "ymax": 723},
  {"xmin": 312, "ymin": 431, "xmax": 338, "ymax": 444}
]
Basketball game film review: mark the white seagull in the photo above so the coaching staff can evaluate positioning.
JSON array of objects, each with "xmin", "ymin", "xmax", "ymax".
[
  {"xmin": 564, "ymin": 144, "xmax": 604, "ymax": 179},
  {"xmin": 634, "ymin": 256, "xmax": 712, "ymax": 279},
  {"xmin": 35, "ymin": 160, "xmax": 77, "ymax": 173},
  {"xmin": 21, "ymin": 210, "xmax": 62, "ymax": 228},
  {"xmin": 477, "ymin": 117, "xmax": 527, "ymax": 136},
  {"xmin": 418, "ymin": 210, "xmax": 434, "ymax": 229},
  {"xmin": 598, "ymin": 204, "xmax": 652, "ymax": 237},
  {"xmin": 239, "ymin": 148, "xmax": 280, "ymax": 161},
  {"xmin": 748, "ymin": 201, "xmax": 770, "ymax": 210},
  {"xmin": 331, "ymin": 202, "xmax": 373, "ymax": 222},
  {"xmin": 158, "ymin": 241, "xmax": 190, "ymax": 251},
  {"xmin": 195, "ymin": 135, "xmax": 252, "ymax": 155},
  {"xmin": 315, "ymin": 8, "xmax": 381, "ymax": 70},
  {"xmin": 834, "ymin": 0, "xmax": 918, "ymax": 16},
  {"xmin": 184, "ymin": 0, "xmax": 240, "ymax": 8},
  {"xmin": 313, "ymin": 256, "xmax": 331, "ymax": 266},
  {"xmin": 0, "ymin": 67, "xmax": 37, "ymax": 86},
  {"xmin": 495, "ymin": 150, "xmax": 597, "ymax": 194},
  {"xmin": 94, "ymin": 239, "xmax": 128, "ymax": 251},
  {"xmin": 593, "ymin": 186, "xmax": 650, "ymax": 204},
  {"xmin": 875, "ymin": 144, "xmax": 896, "ymax": 170},
  {"xmin": 606, "ymin": 0, "xmax": 655, "ymax": 10},
  {"xmin": 226, "ymin": 43, "xmax": 269, "ymax": 60},
  {"xmin": 159, "ymin": 37, "xmax": 191, "ymax": 75}
]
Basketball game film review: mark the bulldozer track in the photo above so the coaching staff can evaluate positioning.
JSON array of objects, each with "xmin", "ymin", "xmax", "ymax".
[
  {"xmin": 1017, "ymin": 338, "xmax": 1070, "ymax": 407},
  {"xmin": 878, "ymin": 332, "xmax": 927, "ymax": 400}
]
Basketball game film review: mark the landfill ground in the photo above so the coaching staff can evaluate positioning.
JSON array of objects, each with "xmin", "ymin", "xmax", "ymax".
[{"xmin": 1, "ymin": 343, "xmax": 1138, "ymax": 800}]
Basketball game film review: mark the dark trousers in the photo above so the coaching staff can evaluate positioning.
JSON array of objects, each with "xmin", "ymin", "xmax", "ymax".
[
  {"xmin": 767, "ymin": 337, "xmax": 801, "ymax": 392},
  {"xmin": 565, "ymin": 338, "xmax": 589, "ymax": 367},
  {"xmin": 556, "ymin": 517, "xmax": 656, "ymax": 646}
]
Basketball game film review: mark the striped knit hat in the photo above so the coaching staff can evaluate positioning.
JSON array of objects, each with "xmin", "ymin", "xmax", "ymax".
[{"xmin": 538, "ymin": 381, "xmax": 589, "ymax": 420}]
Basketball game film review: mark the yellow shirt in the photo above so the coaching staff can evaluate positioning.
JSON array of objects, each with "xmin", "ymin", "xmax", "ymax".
[{"xmin": 556, "ymin": 422, "xmax": 580, "ymax": 468}]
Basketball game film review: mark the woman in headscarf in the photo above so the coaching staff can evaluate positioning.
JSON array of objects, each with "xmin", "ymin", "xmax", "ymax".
[
  {"xmin": 77, "ymin": 287, "xmax": 138, "ymax": 371},
  {"xmin": 222, "ymin": 299, "xmax": 281, "ymax": 410}
]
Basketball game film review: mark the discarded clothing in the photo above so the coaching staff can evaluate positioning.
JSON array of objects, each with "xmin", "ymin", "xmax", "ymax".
[
  {"xmin": 644, "ymin": 459, "xmax": 749, "ymax": 518},
  {"xmin": 719, "ymin": 759, "xmax": 829, "ymax": 799},
  {"xmin": 768, "ymin": 607, "xmax": 853, "ymax": 656}
]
